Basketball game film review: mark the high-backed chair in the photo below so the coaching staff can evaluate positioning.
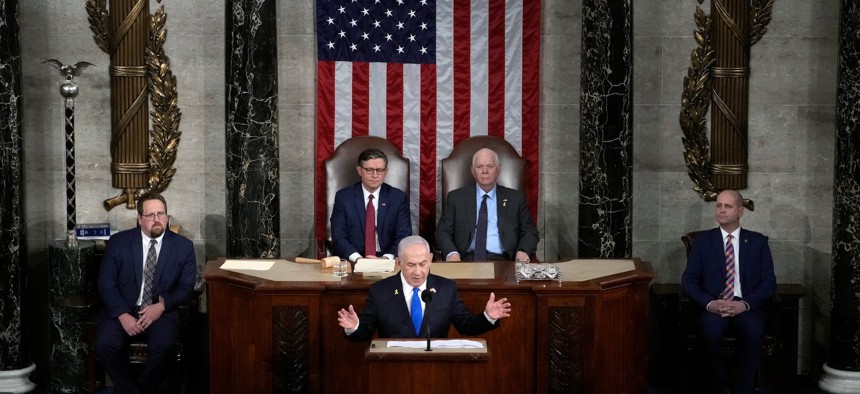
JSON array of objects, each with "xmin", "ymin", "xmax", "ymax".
[
  {"xmin": 324, "ymin": 136, "xmax": 410, "ymax": 249},
  {"xmin": 440, "ymin": 136, "xmax": 525, "ymax": 207}
]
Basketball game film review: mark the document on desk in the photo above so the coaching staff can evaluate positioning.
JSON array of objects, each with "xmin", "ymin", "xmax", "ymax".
[
  {"xmin": 387, "ymin": 339, "xmax": 484, "ymax": 349},
  {"xmin": 354, "ymin": 258, "xmax": 395, "ymax": 273},
  {"xmin": 220, "ymin": 259, "xmax": 275, "ymax": 271}
]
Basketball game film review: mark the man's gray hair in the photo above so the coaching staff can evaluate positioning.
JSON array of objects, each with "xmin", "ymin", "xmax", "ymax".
[
  {"xmin": 471, "ymin": 148, "xmax": 500, "ymax": 167},
  {"xmin": 397, "ymin": 235, "xmax": 431, "ymax": 257}
]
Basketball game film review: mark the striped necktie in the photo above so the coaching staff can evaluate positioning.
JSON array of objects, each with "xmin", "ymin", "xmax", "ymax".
[
  {"xmin": 141, "ymin": 239, "xmax": 158, "ymax": 307},
  {"xmin": 721, "ymin": 234, "xmax": 735, "ymax": 300}
]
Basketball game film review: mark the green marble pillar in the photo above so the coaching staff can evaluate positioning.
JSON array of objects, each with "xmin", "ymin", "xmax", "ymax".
[{"xmin": 49, "ymin": 241, "xmax": 96, "ymax": 393}]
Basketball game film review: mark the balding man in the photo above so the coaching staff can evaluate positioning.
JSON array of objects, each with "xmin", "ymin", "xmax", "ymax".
[
  {"xmin": 435, "ymin": 148, "xmax": 539, "ymax": 262},
  {"xmin": 681, "ymin": 189, "xmax": 776, "ymax": 394}
]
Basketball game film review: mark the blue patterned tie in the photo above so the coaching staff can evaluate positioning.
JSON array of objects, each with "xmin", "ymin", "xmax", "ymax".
[
  {"xmin": 474, "ymin": 194, "xmax": 489, "ymax": 261},
  {"xmin": 411, "ymin": 287, "xmax": 422, "ymax": 336}
]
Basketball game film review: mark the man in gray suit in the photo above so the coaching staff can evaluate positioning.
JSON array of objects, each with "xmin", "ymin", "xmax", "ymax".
[{"xmin": 436, "ymin": 148, "xmax": 539, "ymax": 261}]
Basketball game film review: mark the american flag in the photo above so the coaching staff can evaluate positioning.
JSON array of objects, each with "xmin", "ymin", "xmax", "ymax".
[{"xmin": 315, "ymin": 0, "xmax": 541, "ymax": 252}]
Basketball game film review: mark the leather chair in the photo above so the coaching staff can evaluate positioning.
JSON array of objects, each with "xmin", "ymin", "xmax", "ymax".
[
  {"xmin": 324, "ymin": 136, "xmax": 410, "ymax": 250},
  {"xmin": 440, "ymin": 136, "xmax": 526, "ymax": 207}
]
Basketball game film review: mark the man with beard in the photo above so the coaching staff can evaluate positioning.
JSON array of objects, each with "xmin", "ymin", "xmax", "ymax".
[{"xmin": 95, "ymin": 192, "xmax": 197, "ymax": 394}]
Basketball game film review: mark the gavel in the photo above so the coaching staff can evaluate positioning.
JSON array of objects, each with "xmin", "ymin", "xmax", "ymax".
[{"xmin": 294, "ymin": 256, "xmax": 341, "ymax": 269}]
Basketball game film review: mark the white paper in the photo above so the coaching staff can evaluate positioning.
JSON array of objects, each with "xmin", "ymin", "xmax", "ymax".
[
  {"xmin": 220, "ymin": 259, "xmax": 275, "ymax": 271},
  {"xmin": 387, "ymin": 339, "xmax": 484, "ymax": 349},
  {"xmin": 354, "ymin": 258, "xmax": 395, "ymax": 273}
]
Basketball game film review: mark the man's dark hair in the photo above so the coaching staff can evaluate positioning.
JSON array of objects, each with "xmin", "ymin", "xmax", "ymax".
[
  {"xmin": 357, "ymin": 148, "xmax": 388, "ymax": 167},
  {"xmin": 137, "ymin": 192, "xmax": 168, "ymax": 215}
]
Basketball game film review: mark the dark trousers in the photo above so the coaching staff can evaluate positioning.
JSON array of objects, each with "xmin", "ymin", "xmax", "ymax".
[
  {"xmin": 95, "ymin": 314, "xmax": 180, "ymax": 394},
  {"xmin": 698, "ymin": 310, "xmax": 765, "ymax": 394}
]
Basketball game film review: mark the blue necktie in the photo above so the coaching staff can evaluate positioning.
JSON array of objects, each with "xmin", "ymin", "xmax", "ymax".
[
  {"xmin": 474, "ymin": 194, "xmax": 489, "ymax": 261},
  {"xmin": 411, "ymin": 287, "xmax": 422, "ymax": 335}
]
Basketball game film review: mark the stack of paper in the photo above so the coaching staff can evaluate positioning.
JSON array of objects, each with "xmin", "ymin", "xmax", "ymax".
[
  {"xmin": 387, "ymin": 339, "xmax": 484, "ymax": 349},
  {"xmin": 354, "ymin": 258, "xmax": 395, "ymax": 273}
]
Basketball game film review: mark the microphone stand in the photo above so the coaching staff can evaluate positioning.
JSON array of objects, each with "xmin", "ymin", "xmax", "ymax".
[
  {"xmin": 424, "ymin": 312, "xmax": 432, "ymax": 352},
  {"xmin": 421, "ymin": 288, "xmax": 436, "ymax": 351}
]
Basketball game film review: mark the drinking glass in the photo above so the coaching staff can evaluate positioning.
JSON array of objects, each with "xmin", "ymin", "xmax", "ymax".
[{"xmin": 333, "ymin": 259, "xmax": 348, "ymax": 277}]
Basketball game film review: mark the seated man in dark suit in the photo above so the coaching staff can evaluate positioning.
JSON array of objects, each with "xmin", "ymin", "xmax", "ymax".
[
  {"xmin": 95, "ymin": 192, "xmax": 197, "ymax": 394},
  {"xmin": 681, "ymin": 189, "xmax": 776, "ymax": 394},
  {"xmin": 436, "ymin": 147, "xmax": 539, "ymax": 262},
  {"xmin": 330, "ymin": 148, "xmax": 412, "ymax": 262},
  {"xmin": 337, "ymin": 235, "xmax": 511, "ymax": 340}
]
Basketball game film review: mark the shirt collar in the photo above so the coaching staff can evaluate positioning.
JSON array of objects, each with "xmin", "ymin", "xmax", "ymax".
[
  {"xmin": 475, "ymin": 184, "xmax": 497, "ymax": 200},
  {"xmin": 362, "ymin": 184, "xmax": 380, "ymax": 201},
  {"xmin": 719, "ymin": 227, "xmax": 741, "ymax": 242},
  {"xmin": 141, "ymin": 230, "xmax": 166, "ymax": 245}
]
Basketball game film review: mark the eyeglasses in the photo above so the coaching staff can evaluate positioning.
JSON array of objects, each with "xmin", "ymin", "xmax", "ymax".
[
  {"xmin": 141, "ymin": 212, "xmax": 168, "ymax": 221},
  {"xmin": 360, "ymin": 167, "xmax": 387, "ymax": 175}
]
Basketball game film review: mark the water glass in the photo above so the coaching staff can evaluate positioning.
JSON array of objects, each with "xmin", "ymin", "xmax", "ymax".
[
  {"xmin": 333, "ymin": 259, "xmax": 348, "ymax": 277},
  {"xmin": 545, "ymin": 264, "xmax": 559, "ymax": 280}
]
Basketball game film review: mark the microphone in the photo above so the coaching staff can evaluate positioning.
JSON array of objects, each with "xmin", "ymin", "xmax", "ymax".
[{"xmin": 422, "ymin": 288, "xmax": 436, "ymax": 351}]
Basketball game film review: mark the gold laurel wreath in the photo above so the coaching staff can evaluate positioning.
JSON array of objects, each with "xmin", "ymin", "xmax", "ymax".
[
  {"xmin": 86, "ymin": 0, "xmax": 181, "ymax": 198},
  {"xmin": 679, "ymin": 1, "xmax": 772, "ymax": 206}
]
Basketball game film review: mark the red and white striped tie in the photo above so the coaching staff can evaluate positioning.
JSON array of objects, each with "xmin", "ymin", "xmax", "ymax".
[{"xmin": 722, "ymin": 234, "xmax": 736, "ymax": 300}]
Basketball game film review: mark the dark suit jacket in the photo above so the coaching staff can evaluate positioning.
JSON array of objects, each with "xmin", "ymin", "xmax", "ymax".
[
  {"xmin": 435, "ymin": 184, "xmax": 539, "ymax": 260},
  {"xmin": 346, "ymin": 273, "xmax": 498, "ymax": 341},
  {"xmin": 330, "ymin": 182, "xmax": 411, "ymax": 259},
  {"xmin": 681, "ymin": 227, "xmax": 776, "ymax": 312},
  {"xmin": 97, "ymin": 228, "xmax": 197, "ymax": 325}
]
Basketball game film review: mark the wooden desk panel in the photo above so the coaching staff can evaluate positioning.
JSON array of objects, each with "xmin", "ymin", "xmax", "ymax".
[{"xmin": 206, "ymin": 259, "xmax": 653, "ymax": 394}]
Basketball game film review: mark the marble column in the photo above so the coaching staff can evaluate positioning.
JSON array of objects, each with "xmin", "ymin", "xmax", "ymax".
[
  {"xmin": 0, "ymin": 0, "xmax": 34, "ymax": 391},
  {"xmin": 48, "ymin": 242, "xmax": 95, "ymax": 393},
  {"xmin": 577, "ymin": 0, "xmax": 633, "ymax": 258},
  {"xmin": 225, "ymin": 0, "xmax": 280, "ymax": 258},
  {"xmin": 821, "ymin": 1, "xmax": 860, "ymax": 392}
]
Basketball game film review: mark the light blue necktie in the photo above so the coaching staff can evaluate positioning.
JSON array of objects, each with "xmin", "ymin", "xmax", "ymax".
[{"xmin": 411, "ymin": 287, "xmax": 422, "ymax": 335}]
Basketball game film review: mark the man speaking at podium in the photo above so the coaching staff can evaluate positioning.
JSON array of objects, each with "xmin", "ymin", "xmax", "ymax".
[{"xmin": 337, "ymin": 235, "xmax": 511, "ymax": 340}]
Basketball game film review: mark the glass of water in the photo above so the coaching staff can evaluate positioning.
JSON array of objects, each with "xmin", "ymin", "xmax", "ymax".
[
  {"xmin": 545, "ymin": 264, "xmax": 559, "ymax": 281},
  {"xmin": 333, "ymin": 259, "xmax": 348, "ymax": 277}
]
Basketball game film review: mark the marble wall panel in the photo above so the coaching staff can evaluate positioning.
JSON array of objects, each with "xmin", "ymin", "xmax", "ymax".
[
  {"xmin": 276, "ymin": 0, "xmax": 315, "ymax": 36},
  {"xmin": 541, "ymin": 104, "xmax": 580, "ymax": 174},
  {"xmin": 542, "ymin": 171, "xmax": 579, "ymax": 260},
  {"xmin": 796, "ymin": 106, "xmax": 837, "ymax": 175},
  {"xmin": 279, "ymin": 171, "xmax": 314, "ymax": 257},
  {"xmin": 540, "ymin": 34, "xmax": 580, "ymax": 106},
  {"xmin": 767, "ymin": 0, "xmax": 840, "ymax": 38},
  {"xmin": 659, "ymin": 36, "xmax": 698, "ymax": 106},
  {"xmin": 633, "ymin": 0, "xmax": 708, "ymax": 37}
]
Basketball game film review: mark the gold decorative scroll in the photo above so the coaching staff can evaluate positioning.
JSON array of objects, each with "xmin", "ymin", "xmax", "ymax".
[
  {"xmin": 679, "ymin": 0, "xmax": 772, "ymax": 210},
  {"xmin": 86, "ymin": 0, "xmax": 181, "ymax": 210}
]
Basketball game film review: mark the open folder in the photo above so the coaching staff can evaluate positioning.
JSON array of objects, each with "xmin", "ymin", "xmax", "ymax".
[{"xmin": 354, "ymin": 258, "xmax": 395, "ymax": 273}]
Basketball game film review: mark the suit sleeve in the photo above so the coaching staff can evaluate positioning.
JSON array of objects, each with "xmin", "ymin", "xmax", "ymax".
[
  {"xmin": 448, "ymin": 282, "xmax": 498, "ymax": 336},
  {"xmin": 743, "ymin": 236, "xmax": 777, "ymax": 311},
  {"xmin": 435, "ymin": 195, "xmax": 460, "ymax": 258},
  {"xmin": 346, "ymin": 288, "xmax": 381, "ymax": 342},
  {"xmin": 387, "ymin": 193, "xmax": 412, "ymax": 256},
  {"xmin": 515, "ymin": 194, "xmax": 539, "ymax": 253},
  {"xmin": 98, "ymin": 235, "xmax": 134, "ymax": 319},
  {"xmin": 330, "ymin": 191, "xmax": 359, "ymax": 259},
  {"xmin": 160, "ymin": 237, "xmax": 197, "ymax": 312},
  {"xmin": 681, "ymin": 236, "xmax": 714, "ymax": 310}
]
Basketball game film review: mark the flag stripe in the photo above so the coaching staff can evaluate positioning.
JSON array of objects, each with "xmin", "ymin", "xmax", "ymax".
[
  {"xmin": 334, "ymin": 62, "xmax": 352, "ymax": 145},
  {"xmin": 488, "ymin": 0, "xmax": 506, "ymax": 138},
  {"xmin": 453, "ymin": 0, "xmax": 471, "ymax": 144},
  {"xmin": 315, "ymin": 61, "xmax": 336, "ymax": 253},
  {"xmin": 351, "ymin": 62, "xmax": 369, "ymax": 136},
  {"xmin": 470, "ymin": 0, "xmax": 488, "ymax": 137},
  {"xmin": 369, "ymin": 62, "xmax": 387, "ymax": 137},
  {"xmin": 386, "ymin": 63, "xmax": 404, "ymax": 150},
  {"xmin": 419, "ymin": 63, "xmax": 437, "ymax": 238},
  {"xmin": 403, "ymin": 64, "xmax": 422, "ymax": 234},
  {"xmin": 522, "ymin": 0, "xmax": 541, "ymax": 220},
  {"xmin": 504, "ymin": 0, "xmax": 523, "ymax": 152}
]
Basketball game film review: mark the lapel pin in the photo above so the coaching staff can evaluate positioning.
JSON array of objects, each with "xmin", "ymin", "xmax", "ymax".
[
  {"xmin": 394, "ymin": 289, "xmax": 399, "ymax": 295},
  {"xmin": 502, "ymin": 199, "xmax": 507, "ymax": 207}
]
